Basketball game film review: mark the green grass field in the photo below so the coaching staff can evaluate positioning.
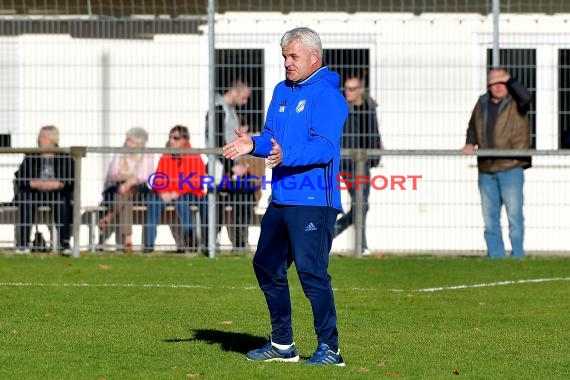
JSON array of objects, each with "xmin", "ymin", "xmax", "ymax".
[{"xmin": 1, "ymin": 253, "xmax": 569, "ymax": 379}]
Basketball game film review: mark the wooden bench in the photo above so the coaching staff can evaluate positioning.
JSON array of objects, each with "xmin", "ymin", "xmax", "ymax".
[
  {"xmin": 1, "ymin": 196, "xmax": 264, "ymax": 253},
  {"xmin": 0, "ymin": 204, "xmax": 59, "ymax": 251},
  {"xmin": 81, "ymin": 204, "xmax": 202, "ymax": 252},
  {"xmin": 0, "ymin": 202, "xmax": 201, "ymax": 253}
]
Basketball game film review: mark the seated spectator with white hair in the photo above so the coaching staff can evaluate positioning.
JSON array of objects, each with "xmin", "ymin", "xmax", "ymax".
[{"xmin": 14, "ymin": 125, "xmax": 74, "ymax": 255}]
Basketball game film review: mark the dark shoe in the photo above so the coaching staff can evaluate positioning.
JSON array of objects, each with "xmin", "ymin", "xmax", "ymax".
[
  {"xmin": 32, "ymin": 232, "xmax": 49, "ymax": 252},
  {"xmin": 246, "ymin": 342, "xmax": 299, "ymax": 363},
  {"xmin": 142, "ymin": 247, "xmax": 153, "ymax": 254},
  {"xmin": 305, "ymin": 343, "xmax": 345, "ymax": 366}
]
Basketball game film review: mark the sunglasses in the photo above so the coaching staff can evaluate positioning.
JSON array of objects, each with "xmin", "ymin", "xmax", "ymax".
[{"xmin": 169, "ymin": 135, "xmax": 183, "ymax": 140}]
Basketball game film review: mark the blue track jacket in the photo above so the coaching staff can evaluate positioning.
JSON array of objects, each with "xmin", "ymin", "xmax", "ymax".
[{"xmin": 251, "ymin": 66, "xmax": 348, "ymax": 210}]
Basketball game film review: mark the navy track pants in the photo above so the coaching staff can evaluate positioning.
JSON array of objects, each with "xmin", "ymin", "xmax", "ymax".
[{"xmin": 252, "ymin": 202, "xmax": 340, "ymax": 351}]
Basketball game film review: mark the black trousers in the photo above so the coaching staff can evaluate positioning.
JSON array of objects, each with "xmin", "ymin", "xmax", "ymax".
[
  {"xmin": 15, "ymin": 190, "xmax": 72, "ymax": 249},
  {"xmin": 201, "ymin": 191, "xmax": 255, "ymax": 250}
]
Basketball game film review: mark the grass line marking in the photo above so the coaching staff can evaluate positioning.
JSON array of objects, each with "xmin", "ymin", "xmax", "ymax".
[
  {"xmin": 0, "ymin": 282, "xmax": 259, "ymax": 290},
  {"xmin": 2, "ymin": 277, "xmax": 570, "ymax": 293},
  {"xmin": 0, "ymin": 282, "xmax": 379, "ymax": 291},
  {"xmin": 416, "ymin": 276, "xmax": 570, "ymax": 292}
]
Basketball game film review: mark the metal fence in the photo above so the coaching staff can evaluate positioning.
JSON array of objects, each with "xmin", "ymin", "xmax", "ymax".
[
  {"xmin": 2, "ymin": 148, "xmax": 570, "ymax": 257},
  {"xmin": 1, "ymin": 2, "xmax": 570, "ymax": 257}
]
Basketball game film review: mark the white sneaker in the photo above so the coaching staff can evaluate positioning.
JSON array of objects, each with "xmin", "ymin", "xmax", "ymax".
[
  {"xmin": 15, "ymin": 248, "xmax": 31, "ymax": 254},
  {"xmin": 362, "ymin": 249, "xmax": 371, "ymax": 256}
]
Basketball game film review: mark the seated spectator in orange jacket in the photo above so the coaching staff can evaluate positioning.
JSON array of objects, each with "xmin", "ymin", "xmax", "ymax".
[{"xmin": 143, "ymin": 125, "xmax": 206, "ymax": 253}]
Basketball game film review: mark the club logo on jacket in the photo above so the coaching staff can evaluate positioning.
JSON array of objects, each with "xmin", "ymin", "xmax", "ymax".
[
  {"xmin": 279, "ymin": 99, "xmax": 287, "ymax": 113},
  {"xmin": 296, "ymin": 99, "xmax": 306, "ymax": 113}
]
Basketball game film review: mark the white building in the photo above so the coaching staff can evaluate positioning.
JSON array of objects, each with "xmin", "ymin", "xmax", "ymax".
[{"xmin": 1, "ymin": 10, "xmax": 569, "ymax": 253}]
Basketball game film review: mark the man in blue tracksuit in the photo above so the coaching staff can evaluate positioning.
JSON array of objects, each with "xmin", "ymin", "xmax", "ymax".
[{"xmin": 223, "ymin": 27, "xmax": 348, "ymax": 366}]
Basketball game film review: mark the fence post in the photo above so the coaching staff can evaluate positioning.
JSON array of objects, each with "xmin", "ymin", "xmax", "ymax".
[
  {"xmin": 492, "ymin": 0, "xmax": 500, "ymax": 67},
  {"xmin": 70, "ymin": 147, "xmax": 86, "ymax": 258},
  {"xmin": 353, "ymin": 149, "xmax": 366, "ymax": 258},
  {"xmin": 206, "ymin": 0, "xmax": 217, "ymax": 258}
]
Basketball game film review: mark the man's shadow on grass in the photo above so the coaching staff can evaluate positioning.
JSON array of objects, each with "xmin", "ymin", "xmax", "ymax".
[{"xmin": 164, "ymin": 329, "xmax": 267, "ymax": 354}]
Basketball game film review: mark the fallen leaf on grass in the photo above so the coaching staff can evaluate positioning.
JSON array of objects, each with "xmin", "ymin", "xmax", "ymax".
[
  {"xmin": 186, "ymin": 373, "xmax": 200, "ymax": 378},
  {"xmin": 452, "ymin": 369, "xmax": 460, "ymax": 375},
  {"xmin": 357, "ymin": 367, "xmax": 369, "ymax": 373},
  {"xmin": 386, "ymin": 372, "xmax": 402, "ymax": 378},
  {"xmin": 98, "ymin": 264, "xmax": 112, "ymax": 270},
  {"xmin": 220, "ymin": 321, "xmax": 233, "ymax": 325},
  {"xmin": 78, "ymin": 280, "xmax": 88, "ymax": 285},
  {"xmin": 45, "ymin": 312, "xmax": 55, "ymax": 318},
  {"xmin": 378, "ymin": 360, "xmax": 386, "ymax": 367}
]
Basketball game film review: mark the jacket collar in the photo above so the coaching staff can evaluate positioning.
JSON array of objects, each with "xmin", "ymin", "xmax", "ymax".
[{"xmin": 285, "ymin": 65, "xmax": 329, "ymax": 88}]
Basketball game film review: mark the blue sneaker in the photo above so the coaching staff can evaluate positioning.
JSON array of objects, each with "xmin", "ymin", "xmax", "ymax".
[
  {"xmin": 246, "ymin": 342, "xmax": 300, "ymax": 363},
  {"xmin": 305, "ymin": 343, "xmax": 346, "ymax": 366}
]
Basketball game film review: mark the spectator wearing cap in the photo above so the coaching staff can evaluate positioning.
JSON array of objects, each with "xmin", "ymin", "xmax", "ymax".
[{"xmin": 462, "ymin": 67, "xmax": 532, "ymax": 258}]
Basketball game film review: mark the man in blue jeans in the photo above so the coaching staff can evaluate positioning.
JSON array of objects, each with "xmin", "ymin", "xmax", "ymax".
[
  {"xmin": 223, "ymin": 27, "xmax": 348, "ymax": 366},
  {"xmin": 463, "ymin": 68, "xmax": 532, "ymax": 258}
]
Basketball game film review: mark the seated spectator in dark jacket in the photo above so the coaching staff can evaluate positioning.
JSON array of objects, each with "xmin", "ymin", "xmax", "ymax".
[
  {"xmin": 217, "ymin": 159, "xmax": 257, "ymax": 250},
  {"xmin": 14, "ymin": 125, "xmax": 74, "ymax": 254}
]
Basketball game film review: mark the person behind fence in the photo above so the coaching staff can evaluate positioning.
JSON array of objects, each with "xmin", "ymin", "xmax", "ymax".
[
  {"xmin": 143, "ymin": 125, "xmax": 206, "ymax": 253},
  {"xmin": 223, "ymin": 27, "xmax": 348, "ymax": 366},
  {"xmin": 98, "ymin": 127, "xmax": 154, "ymax": 253},
  {"xmin": 217, "ymin": 158, "xmax": 257, "ymax": 250},
  {"xmin": 204, "ymin": 80, "xmax": 251, "ymax": 249},
  {"xmin": 207, "ymin": 79, "xmax": 251, "ymax": 176},
  {"xmin": 462, "ymin": 67, "xmax": 532, "ymax": 258},
  {"xmin": 334, "ymin": 74, "xmax": 383, "ymax": 256},
  {"xmin": 215, "ymin": 121, "xmax": 257, "ymax": 251},
  {"xmin": 13, "ymin": 125, "xmax": 74, "ymax": 254}
]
